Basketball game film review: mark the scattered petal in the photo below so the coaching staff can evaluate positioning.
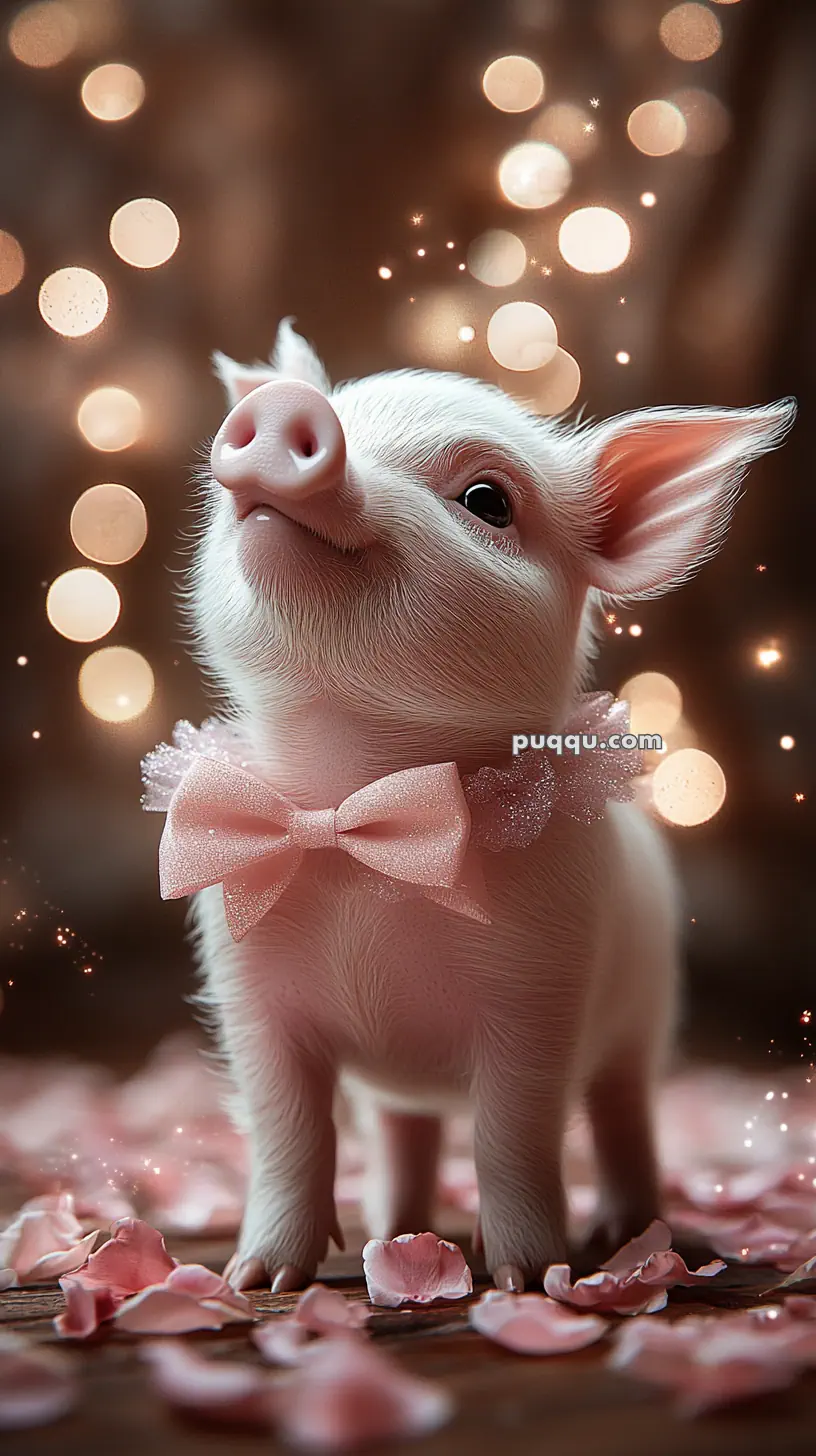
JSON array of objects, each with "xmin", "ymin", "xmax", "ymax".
[
  {"xmin": 602, "ymin": 1219, "xmax": 672, "ymax": 1274},
  {"xmin": 469, "ymin": 1290, "xmax": 607, "ymax": 1354},
  {"xmin": 609, "ymin": 1308, "xmax": 816, "ymax": 1416},
  {"xmin": 362, "ymin": 1232, "xmax": 472, "ymax": 1307},
  {"xmin": 767, "ymin": 1254, "xmax": 816, "ymax": 1293},
  {"xmin": 254, "ymin": 1285, "xmax": 370, "ymax": 1366},
  {"xmin": 273, "ymin": 1332, "xmax": 454, "ymax": 1450},
  {"xmin": 113, "ymin": 1265, "xmax": 252, "ymax": 1334},
  {"xmin": 635, "ymin": 1249, "xmax": 727, "ymax": 1287},
  {"xmin": 143, "ymin": 1340, "xmax": 273, "ymax": 1426},
  {"xmin": 0, "ymin": 1333, "xmax": 77, "ymax": 1430},
  {"xmin": 0, "ymin": 1194, "xmax": 98, "ymax": 1285},
  {"xmin": 544, "ymin": 1264, "xmax": 667, "ymax": 1316},
  {"xmin": 70, "ymin": 1217, "xmax": 177, "ymax": 1299},
  {"xmin": 55, "ymin": 1276, "xmax": 120, "ymax": 1338}
]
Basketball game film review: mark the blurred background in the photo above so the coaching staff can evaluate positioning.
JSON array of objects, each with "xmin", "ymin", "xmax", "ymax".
[{"xmin": 0, "ymin": 0, "xmax": 813, "ymax": 1075}]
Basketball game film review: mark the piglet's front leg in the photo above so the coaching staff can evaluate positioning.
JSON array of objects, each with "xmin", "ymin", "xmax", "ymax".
[
  {"xmin": 474, "ymin": 1059, "xmax": 568, "ymax": 1293},
  {"xmin": 214, "ymin": 988, "xmax": 342, "ymax": 1293}
]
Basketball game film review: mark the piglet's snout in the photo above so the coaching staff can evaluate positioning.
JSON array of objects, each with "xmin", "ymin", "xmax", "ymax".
[{"xmin": 210, "ymin": 380, "xmax": 347, "ymax": 506}]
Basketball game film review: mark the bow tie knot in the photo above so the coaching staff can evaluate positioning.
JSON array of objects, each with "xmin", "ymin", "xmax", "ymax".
[{"xmin": 288, "ymin": 806, "xmax": 338, "ymax": 850}]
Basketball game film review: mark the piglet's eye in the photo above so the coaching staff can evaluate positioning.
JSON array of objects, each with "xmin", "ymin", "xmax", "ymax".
[{"xmin": 455, "ymin": 480, "xmax": 512, "ymax": 528}]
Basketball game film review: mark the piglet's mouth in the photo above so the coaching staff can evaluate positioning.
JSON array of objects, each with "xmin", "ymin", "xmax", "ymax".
[{"xmin": 236, "ymin": 499, "xmax": 370, "ymax": 559}]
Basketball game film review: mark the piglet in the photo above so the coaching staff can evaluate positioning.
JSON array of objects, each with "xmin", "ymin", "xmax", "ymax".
[{"xmin": 144, "ymin": 319, "xmax": 794, "ymax": 1294}]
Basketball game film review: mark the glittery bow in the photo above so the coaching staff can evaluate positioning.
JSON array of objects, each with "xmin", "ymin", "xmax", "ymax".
[{"xmin": 157, "ymin": 755, "xmax": 488, "ymax": 941}]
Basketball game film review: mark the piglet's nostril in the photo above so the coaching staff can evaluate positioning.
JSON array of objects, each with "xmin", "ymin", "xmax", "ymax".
[{"xmin": 224, "ymin": 413, "xmax": 256, "ymax": 452}]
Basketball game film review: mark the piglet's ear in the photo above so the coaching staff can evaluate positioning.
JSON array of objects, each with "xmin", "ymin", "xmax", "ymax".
[
  {"xmin": 269, "ymin": 317, "xmax": 331, "ymax": 394},
  {"xmin": 583, "ymin": 400, "xmax": 796, "ymax": 599},
  {"xmin": 212, "ymin": 320, "xmax": 330, "ymax": 410}
]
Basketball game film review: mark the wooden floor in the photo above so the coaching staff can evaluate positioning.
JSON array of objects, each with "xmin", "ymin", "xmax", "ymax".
[{"xmin": 4, "ymin": 1228, "xmax": 816, "ymax": 1456}]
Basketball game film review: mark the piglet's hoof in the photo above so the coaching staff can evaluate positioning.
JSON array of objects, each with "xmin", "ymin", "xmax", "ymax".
[
  {"xmin": 493, "ymin": 1263, "xmax": 527, "ymax": 1293},
  {"xmin": 223, "ymin": 1252, "xmax": 313, "ymax": 1292}
]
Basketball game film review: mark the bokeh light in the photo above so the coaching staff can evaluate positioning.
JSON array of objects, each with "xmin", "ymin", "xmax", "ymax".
[
  {"xmin": 0, "ymin": 230, "xmax": 25, "ymax": 294},
  {"xmin": 79, "ymin": 646, "xmax": 154, "ymax": 723},
  {"xmin": 660, "ymin": 3, "xmax": 723, "ymax": 61},
  {"xmin": 756, "ymin": 644, "xmax": 782, "ymax": 668},
  {"xmin": 109, "ymin": 198, "xmax": 180, "ymax": 269},
  {"xmin": 38, "ymin": 266, "xmax": 108, "ymax": 337},
  {"xmin": 620, "ymin": 671, "xmax": 683, "ymax": 737},
  {"xmin": 641, "ymin": 191, "xmax": 657, "ymax": 207},
  {"xmin": 77, "ymin": 387, "xmax": 142, "ymax": 451},
  {"xmin": 529, "ymin": 348, "xmax": 581, "ymax": 414},
  {"xmin": 558, "ymin": 207, "xmax": 631, "ymax": 274},
  {"xmin": 486, "ymin": 301, "xmax": 558, "ymax": 372},
  {"xmin": 616, "ymin": 350, "xmax": 631, "ymax": 364},
  {"xmin": 70, "ymin": 484, "xmax": 148, "ymax": 565},
  {"xmin": 498, "ymin": 141, "xmax": 571, "ymax": 210},
  {"xmin": 377, "ymin": 265, "xmax": 392, "ymax": 279},
  {"xmin": 7, "ymin": 1, "xmax": 78, "ymax": 67},
  {"xmin": 780, "ymin": 735, "xmax": 795, "ymax": 751},
  {"xmin": 467, "ymin": 229, "xmax": 527, "ymax": 287},
  {"xmin": 652, "ymin": 748, "xmax": 727, "ymax": 826},
  {"xmin": 81, "ymin": 63, "xmax": 145, "ymax": 122},
  {"xmin": 529, "ymin": 102, "xmax": 598, "ymax": 161},
  {"xmin": 671, "ymin": 88, "xmax": 732, "ymax": 155},
  {"xmin": 482, "ymin": 55, "xmax": 544, "ymax": 113},
  {"xmin": 457, "ymin": 325, "xmax": 475, "ymax": 342},
  {"xmin": 46, "ymin": 567, "xmax": 120, "ymax": 643},
  {"xmin": 627, "ymin": 99, "xmax": 687, "ymax": 156}
]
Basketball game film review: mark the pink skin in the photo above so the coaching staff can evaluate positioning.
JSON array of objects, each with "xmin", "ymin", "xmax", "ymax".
[{"xmin": 189, "ymin": 322, "xmax": 794, "ymax": 1293}]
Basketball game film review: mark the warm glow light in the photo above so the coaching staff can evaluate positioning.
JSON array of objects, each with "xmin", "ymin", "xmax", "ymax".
[
  {"xmin": 7, "ymin": 1, "xmax": 77, "ymax": 67},
  {"xmin": 671, "ymin": 88, "xmax": 732, "ymax": 155},
  {"xmin": 0, "ymin": 231, "xmax": 25, "ymax": 294},
  {"xmin": 77, "ymin": 387, "xmax": 142, "ymax": 451},
  {"xmin": 756, "ymin": 644, "xmax": 782, "ymax": 668},
  {"xmin": 17, "ymin": 655, "xmax": 28, "ymax": 665},
  {"xmin": 416, "ymin": 248, "xmax": 426, "ymax": 257},
  {"xmin": 377, "ymin": 265, "xmax": 392, "ymax": 279},
  {"xmin": 529, "ymin": 102, "xmax": 598, "ymax": 161},
  {"xmin": 660, "ymin": 3, "xmax": 723, "ymax": 61},
  {"xmin": 78, "ymin": 645, "xmax": 154, "ymax": 723},
  {"xmin": 457, "ymin": 325, "xmax": 475, "ymax": 342},
  {"xmin": 629, "ymin": 624, "xmax": 643, "ymax": 636},
  {"xmin": 652, "ymin": 748, "xmax": 726, "ymax": 826},
  {"xmin": 467, "ymin": 229, "xmax": 527, "ymax": 287},
  {"xmin": 499, "ymin": 141, "xmax": 571, "ymax": 210},
  {"xmin": 482, "ymin": 55, "xmax": 544, "ymax": 113},
  {"xmin": 640, "ymin": 191, "xmax": 657, "ymax": 207},
  {"xmin": 487, "ymin": 301, "xmax": 558, "ymax": 372},
  {"xmin": 38, "ymin": 267, "xmax": 108, "ymax": 337},
  {"xmin": 70, "ymin": 484, "xmax": 147, "ymax": 565},
  {"xmin": 81, "ymin": 63, "xmax": 145, "ymax": 121},
  {"xmin": 780, "ymin": 735, "xmax": 795, "ymax": 751},
  {"xmin": 558, "ymin": 207, "xmax": 630, "ymax": 274},
  {"xmin": 529, "ymin": 347, "xmax": 581, "ymax": 415},
  {"xmin": 46, "ymin": 567, "xmax": 120, "ymax": 643},
  {"xmin": 616, "ymin": 350, "xmax": 631, "ymax": 364},
  {"xmin": 620, "ymin": 671, "xmax": 683, "ymax": 737},
  {"xmin": 109, "ymin": 198, "xmax": 180, "ymax": 269},
  {"xmin": 627, "ymin": 100, "xmax": 687, "ymax": 156}
]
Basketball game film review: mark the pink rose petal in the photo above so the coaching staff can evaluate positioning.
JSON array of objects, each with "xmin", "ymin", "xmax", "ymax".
[
  {"xmin": 544, "ymin": 1264, "xmax": 668, "ymax": 1317},
  {"xmin": 602, "ymin": 1219, "xmax": 672, "ymax": 1275},
  {"xmin": 254, "ymin": 1284, "xmax": 369, "ymax": 1366},
  {"xmin": 55, "ymin": 1276, "xmax": 120, "ymax": 1339},
  {"xmin": 143, "ymin": 1340, "xmax": 273, "ymax": 1426},
  {"xmin": 635, "ymin": 1249, "xmax": 727, "ymax": 1287},
  {"xmin": 609, "ymin": 1308, "xmax": 816, "ymax": 1416},
  {"xmin": 469, "ymin": 1290, "xmax": 607, "ymax": 1355},
  {"xmin": 0, "ymin": 1333, "xmax": 77, "ymax": 1430},
  {"xmin": 273, "ymin": 1332, "xmax": 454, "ymax": 1450},
  {"xmin": 768, "ymin": 1253, "xmax": 816, "ymax": 1292},
  {"xmin": 70, "ymin": 1217, "xmax": 177, "ymax": 1299},
  {"xmin": 253, "ymin": 1318, "xmax": 311, "ymax": 1366},
  {"xmin": 362, "ymin": 1232, "xmax": 472, "ymax": 1307},
  {"xmin": 113, "ymin": 1265, "xmax": 252, "ymax": 1334},
  {"xmin": 0, "ymin": 1194, "xmax": 99, "ymax": 1285}
]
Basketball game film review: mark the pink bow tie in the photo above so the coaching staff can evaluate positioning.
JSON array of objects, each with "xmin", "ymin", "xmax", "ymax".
[{"xmin": 159, "ymin": 756, "xmax": 490, "ymax": 941}]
